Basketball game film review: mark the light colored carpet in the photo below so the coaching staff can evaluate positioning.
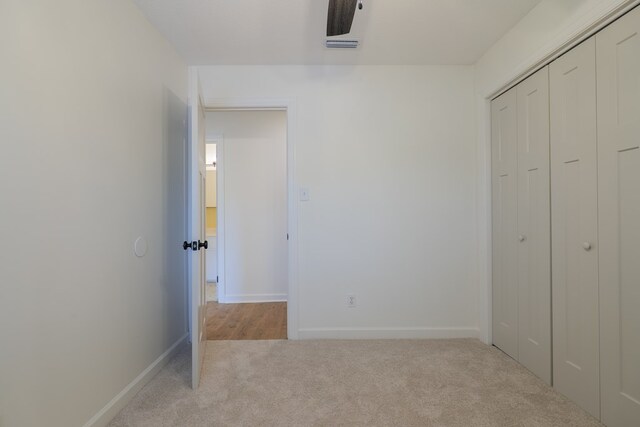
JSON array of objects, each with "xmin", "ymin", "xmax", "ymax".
[{"xmin": 109, "ymin": 339, "xmax": 602, "ymax": 427}]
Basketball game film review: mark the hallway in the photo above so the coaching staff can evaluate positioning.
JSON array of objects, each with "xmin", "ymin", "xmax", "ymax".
[{"xmin": 206, "ymin": 302, "xmax": 287, "ymax": 340}]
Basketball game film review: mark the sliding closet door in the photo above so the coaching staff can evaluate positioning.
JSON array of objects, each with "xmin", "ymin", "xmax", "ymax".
[
  {"xmin": 491, "ymin": 88, "xmax": 518, "ymax": 359},
  {"xmin": 550, "ymin": 38, "xmax": 600, "ymax": 419},
  {"xmin": 516, "ymin": 67, "xmax": 551, "ymax": 385},
  {"xmin": 596, "ymin": 7, "xmax": 640, "ymax": 426}
]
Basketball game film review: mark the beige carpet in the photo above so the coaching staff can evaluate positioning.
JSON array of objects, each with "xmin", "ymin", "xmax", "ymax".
[{"xmin": 109, "ymin": 339, "xmax": 602, "ymax": 427}]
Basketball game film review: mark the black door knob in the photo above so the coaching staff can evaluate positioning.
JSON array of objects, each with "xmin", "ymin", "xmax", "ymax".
[
  {"xmin": 198, "ymin": 240, "xmax": 208, "ymax": 250},
  {"xmin": 183, "ymin": 241, "xmax": 199, "ymax": 251}
]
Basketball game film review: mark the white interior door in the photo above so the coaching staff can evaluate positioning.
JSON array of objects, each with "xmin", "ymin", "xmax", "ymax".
[
  {"xmin": 550, "ymin": 37, "xmax": 600, "ymax": 419},
  {"xmin": 516, "ymin": 66, "xmax": 551, "ymax": 385},
  {"xmin": 188, "ymin": 70, "xmax": 207, "ymax": 389},
  {"xmin": 596, "ymin": 6, "xmax": 640, "ymax": 426},
  {"xmin": 491, "ymin": 87, "xmax": 519, "ymax": 360}
]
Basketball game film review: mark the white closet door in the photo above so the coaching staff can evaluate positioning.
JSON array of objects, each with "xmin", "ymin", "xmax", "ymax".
[
  {"xmin": 596, "ymin": 6, "xmax": 640, "ymax": 426},
  {"xmin": 550, "ymin": 38, "xmax": 600, "ymax": 419},
  {"xmin": 516, "ymin": 67, "xmax": 551, "ymax": 384},
  {"xmin": 491, "ymin": 88, "xmax": 518, "ymax": 359}
]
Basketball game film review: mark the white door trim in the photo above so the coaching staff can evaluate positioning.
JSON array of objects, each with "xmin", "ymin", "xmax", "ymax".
[
  {"xmin": 478, "ymin": 0, "xmax": 640, "ymax": 344},
  {"xmin": 204, "ymin": 97, "xmax": 299, "ymax": 340}
]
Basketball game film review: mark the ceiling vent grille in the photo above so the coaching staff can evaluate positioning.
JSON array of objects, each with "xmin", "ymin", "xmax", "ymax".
[{"xmin": 325, "ymin": 39, "xmax": 359, "ymax": 49}]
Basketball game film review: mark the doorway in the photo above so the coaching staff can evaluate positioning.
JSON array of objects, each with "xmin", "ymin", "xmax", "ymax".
[
  {"xmin": 204, "ymin": 141, "xmax": 218, "ymax": 302},
  {"xmin": 205, "ymin": 109, "xmax": 289, "ymax": 340}
]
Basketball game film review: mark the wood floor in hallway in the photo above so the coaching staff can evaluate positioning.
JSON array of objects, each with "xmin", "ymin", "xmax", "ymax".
[{"xmin": 206, "ymin": 301, "xmax": 287, "ymax": 340}]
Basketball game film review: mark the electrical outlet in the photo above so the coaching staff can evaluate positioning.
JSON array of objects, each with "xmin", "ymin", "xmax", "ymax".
[{"xmin": 347, "ymin": 295, "xmax": 357, "ymax": 308}]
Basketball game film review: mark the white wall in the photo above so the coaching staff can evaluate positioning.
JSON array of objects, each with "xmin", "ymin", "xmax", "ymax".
[
  {"xmin": 207, "ymin": 111, "xmax": 288, "ymax": 303},
  {"xmin": 475, "ymin": 0, "xmax": 633, "ymax": 95},
  {"xmin": 0, "ymin": 1, "xmax": 187, "ymax": 426},
  {"xmin": 472, "ymin": 0, "xmax": 635, "ymax": 343},
  {"xmin": 198, "ymin": 66, "xmax": 478, "ymax": 338}
]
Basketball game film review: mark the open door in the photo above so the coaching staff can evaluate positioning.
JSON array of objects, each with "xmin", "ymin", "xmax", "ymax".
[{"xmin": 187, "ymin": 69, "xmax": 207, "ymax": 388}]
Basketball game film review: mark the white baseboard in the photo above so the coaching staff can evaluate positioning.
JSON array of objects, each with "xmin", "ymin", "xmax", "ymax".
[
  {"xmin": 297, "ymin": 327, "xmax": 479, "ymax": 340},
  {"xmin": 220, "ymin": 293, "xmax": 287, "ymax": 303},
  {"xmin": 83, "ymin": 333, "xmax": 189, "ymax": 427}
]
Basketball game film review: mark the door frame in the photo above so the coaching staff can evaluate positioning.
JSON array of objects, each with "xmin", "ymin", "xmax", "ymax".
[
  {"xmin": 203, "ymin": 98, "xmax": 299, "ymax": 340},
  {"xmin": 478, "ymin": 0, "xmax": 640, "ymax": 344}
]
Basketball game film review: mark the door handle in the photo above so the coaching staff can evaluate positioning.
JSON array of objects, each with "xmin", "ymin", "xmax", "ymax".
[
  {"xmin": 518, "ymin": 235, "xmax": 526, "ymax": 242},
  {"xmin": 183, "ymin": 241, "xmax": 198, "ymax": 251},
  {"xmin": 583, "ymin": 242, "xmax": 592, "ymax": 251},
  {"xmin": 183, "ymin": 240, "xmax": 208, "ymax": 250}
]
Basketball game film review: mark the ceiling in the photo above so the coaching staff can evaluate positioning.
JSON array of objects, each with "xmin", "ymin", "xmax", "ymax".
[{"xmin": 132, "ymin": 0, "xmax": 541, "ymax": 65}]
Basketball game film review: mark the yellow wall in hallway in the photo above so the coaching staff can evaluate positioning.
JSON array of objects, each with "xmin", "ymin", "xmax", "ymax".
[{"xmin": 206, "ymin": 207, "xmax": 217, "ymax": 230}]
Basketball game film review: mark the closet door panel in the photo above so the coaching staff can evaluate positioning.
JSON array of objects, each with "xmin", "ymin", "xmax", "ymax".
[
  {"xmin": 597, "ymin": 6, "xmax": 640, "ymax": 426},
  {"xmin": 516, "ymin": 67, "xmax": 551, "ymax": 385},
  {"xmin": 550, "ymin": 37, "xmax": 600, "ymax": 418},
  {"xmin": 491, "ymin": 88, "xmax": 518, "ymax": 359}
]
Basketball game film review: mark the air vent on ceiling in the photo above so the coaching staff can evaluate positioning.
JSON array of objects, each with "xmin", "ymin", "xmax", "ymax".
[{"xmin": 325, "ymin": 39, "xmax": 359, "ymax": 49}]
